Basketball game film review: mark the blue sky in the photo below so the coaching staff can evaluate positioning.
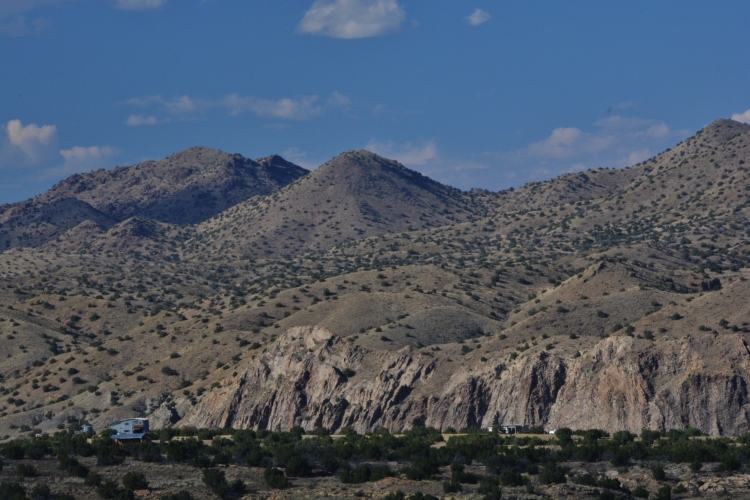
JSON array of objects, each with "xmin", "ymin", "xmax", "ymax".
[{"xmin": 2, "ymin": 0, "xmax": 749, "ymax": 204}]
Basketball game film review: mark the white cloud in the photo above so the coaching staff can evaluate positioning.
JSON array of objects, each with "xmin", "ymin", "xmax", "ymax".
[
  {"xmin": 126, "ymin": 91, "xmax": 351, "ymax": 122},
  {"xmin": 114, "ymin": 0, "xmax": 166, "ymax": 11},
  {"xmin": 504, "ymin": 115, "xmax": 691, "ymax": 184},
  {"xmin": 525, "ymin": 126, "xmax": 614, "ymax": 160},
  {"xmin": 222, "ymin": 94, "xmax": 323, "ymax": 120},
  {"xmin": 46, "ymin": 146, "xmax": 117, "ymax": 179},
  {"xmin": 6, "ymin": 119, "xmax": 57, "ymax": 163},
  {"xmin": 366, "ymin": 139, "xmax": 438, "ymax": 165},
  {"xmin": 327, "ymin": 91, "xmax": 352, "ymax": 110},
  {"xmin": 732, "ymin": 108, "xmax": 750, "ymax": 125},
  {"xmin": 298, "ymin": 0, "xmax": 405, "ymax": 39},
  {"xmin": 365, "ymin": 138, "xmax": 489, "ymax": 189},
  {"xmin": 466, "ymin": 8, "xmax": 490, "ymax": 26},
  {"xmin": 164, "ymin": 95, "xmax": 198, "ymax": 115},
  {"xmin": 60, "ymin": 146, "xmax": 116, "ymax": 165},
  {"xmin": 126, "ymin": 114, "xmax": 161, "ymax": 126}
]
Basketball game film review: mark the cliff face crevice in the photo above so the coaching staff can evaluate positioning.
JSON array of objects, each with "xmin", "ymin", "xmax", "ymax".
[{"xmin": 174, "ymin": 326, "xmax": 750, "ymax": 436}]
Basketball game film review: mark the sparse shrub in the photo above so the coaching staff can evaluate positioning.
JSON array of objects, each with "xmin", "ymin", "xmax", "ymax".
[
  {"xmin": 160, "ymin": 492, "xmax": 193, "ymax": 500},
  {"xmin": 633, "ymin": 485, "xmax": 649, "ymax": 498},
  {"xmin": 16, "ymin": 463, "xmax": 37, "ymax": 477},
  {"xmin": 264, "ymin": 468, "xmax": 289, "ymax": 489},
  {"xmin": 651, "ymin": 465, "xmax": 666, "ymax": 480},
  {"xmin": 538, "ymin": 462, "xmax": 567, "ymax": 484},
  {"xmin": 122, "ymin": 471, "xmax": 149, "ymax": 491},
  {"xmin": 0, "ymin": 482, "xmax": 26, "ymax": 500},
  {"xmin": 96, "ymin": 479, "xmax": 125, "ymax": 499},
  {"xmin": 653, "ymin": 485, "xmax": 671, "ymax": 500},
  {"xmin": 202, "ymin": 468, "xmax": 228, "ymax": 498},
  {"xmin": 285, "ymin": 455, "xmax": 312, "ymax": 477},
  {"xmin": 30, "ymin": 482, "xmax": 51, "ymax": 499}
]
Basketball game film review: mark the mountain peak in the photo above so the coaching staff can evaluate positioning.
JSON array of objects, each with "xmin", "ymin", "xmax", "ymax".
[{"xmin": 697, "ymin": 119, "xmax": 750, "ymax": 145}]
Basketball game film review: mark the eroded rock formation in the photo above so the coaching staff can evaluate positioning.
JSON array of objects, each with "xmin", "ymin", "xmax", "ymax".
[{"xmin": 174, "ymin": 326, "xmax": 750, "ymax": 436}]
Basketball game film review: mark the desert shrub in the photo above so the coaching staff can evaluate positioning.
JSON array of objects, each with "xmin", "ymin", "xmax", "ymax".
[
  {"xmin": 97, "ymin": 478, "xmax": 130, "ymax": 499},
  {"xmin": 160, "ymin": 492, "xmax": 193, "ymax": 500},
  {"xmin": 383, "ymin": 492, "xmax": 405, "ymax": 500},
  {"xmin": 477, "ymin": 476, "xmax": 502, "ymax": 499},
  {"xmin": 30, "ymin": 482, "xmax": 51, "ymax": 499},
  {"xmin": 651, "ymin": 465, "xmax": 666, "ymax": 480},
  {"xmin": 191, "ymin": 455, "xmax": 211, "ymax": 468},
  {"xmin": 450, "ymin": 462, "xmax": 478, "ymax": 484},
  {"xmin": 161, "ymin": 366, "xmax": 178, "ymax": 376},
  {"xmin": 538, "ymin": 462, "xmax": 567, "ymax": 484},
  {"xmin": 442, "ymin": 480, "xmax": 461, "ymax": 493},
  {"xmin": 264, "ymin": 468, "xmax": 289, "ymax": 489},
  {"xmin": 554, "ymin": 428, "xmax": 573, "ymax": 447},
  {"xmin": 0, "ymin": 482, "xmax": 26, "ymax": 500},
  {"xmin": 498, "ymin": 469, "xmax": 527, "ymax": 486},
  {"xmin": 122, "ymin": 471, "xmax": 149, "ymax": 491},
  {"xmin": 165, "ymin": 438, "xmax": 204, "ymax": 462},
  {"xmin": 653, "ymin": 485, "xmax": 671, "ymax": 500},
  {"xmin": 633, "ymin": 485, "xmax": 649, "ymax": 498},
  {"xmin": 85, "ymin": 472, "xmax": 103, "ymax": 487},
  {"xmin": 341, "ymin": 464, "xmax": 392, "ymax": 483},
  {"xmin": 16, "ymin": 463, "xmax": 37, "ymax": 477},
  {"xmin": 403, "ymin": 458, "xmax": 440, "ymax": 481},
  {"xmin": 2, "ymin": 442, "xmax": 25, "ymax": 459},
  {"xmin": 285, "ymin": 455, "xmax": 312, "ymax": 477},
  {"xmin": 202, "ymin": 468, "xmax": 228, "ymax": 498},
  {"xmin": 719, "ymin": 452, "xmax": 742, "ymax": 472}
]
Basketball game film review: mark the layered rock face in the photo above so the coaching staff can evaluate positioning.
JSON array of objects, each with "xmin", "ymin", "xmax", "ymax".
[{"xmin": 176, "ymin": 326, "xmax": 750, "ymax": 436}]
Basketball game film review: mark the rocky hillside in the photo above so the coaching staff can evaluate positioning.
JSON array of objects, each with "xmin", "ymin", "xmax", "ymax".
[
  {"xmin": 1, "ymin": 118, "xmax": 750, "ymax": 440},
  {"xmin": 0, "ymin": 147, "xmax": 307, "ymax": 250},
  {"xmin": 188, "ymin": 150, "xmax": 486, "ymax": 258},
  {"xmin": 36, "ymin": 147, "xmax": 308, "ymax": 224},
  {"xmin": 178, "ymin": 304, "xmax": 750, "ymax": 436}
]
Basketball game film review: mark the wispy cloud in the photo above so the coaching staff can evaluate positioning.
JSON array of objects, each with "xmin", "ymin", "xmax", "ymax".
[
  {"xmin": 466, "ymin": 8, "xmax": 490, "ymax": 26},
  {"xmin": 366, "ymin": 139, "xmax": 438, "ymax": 165},
  {"xmin": 503, "ymin": 115, "xmax": 691, "ymax": 184},
  {"xmin": 365, "ymin": 138, "xmax": 489, "ymax": 189},
  {"xmin": 114, "ymin": 0, "xmax": 166, "ymax": 11},
  {"xmin": 732, "ymin": 108, "xmax": 750, "ymax": 125},
  {"xmin": 126, "ymin": 114, "xmax": 162, "ymax": 126},
  {"xmin": 298, "ymin": 0, "xmax": 405, "ymax": 39},
  {"xmin": 57, "ymin": 145, "xmax": 117, "ymax": 173},
  {"xmin": 281, "ymin": 147, "xmax": 323, "ymax": 170},
  {"xmin": 0, "ymin": 14, "xmax": 47, "ymax": 36},
  {"xmin": 222, "ymin": 94, "xmax": 322, "ymax": 120},
  {"xmin": 125, "ymin": 91, "xmax": 351, "ymax": 122},
  {"xmin": 0, "ymin": 0, "xmax": 70, "ymax": 19},
  {"xmin": 127, "ymin": 94, "xmax": 164, "ymax": 107}
]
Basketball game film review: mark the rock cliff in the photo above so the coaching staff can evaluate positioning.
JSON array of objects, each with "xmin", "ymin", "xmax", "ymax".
[{"xmin": 175, "ymin": 326, "xmax": 750, "ymax": 436}]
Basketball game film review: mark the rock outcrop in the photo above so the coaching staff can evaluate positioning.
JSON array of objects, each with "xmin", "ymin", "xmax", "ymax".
[{"xmin": 174, "ymin": 326, "xmax": 750, "ymax": 436}]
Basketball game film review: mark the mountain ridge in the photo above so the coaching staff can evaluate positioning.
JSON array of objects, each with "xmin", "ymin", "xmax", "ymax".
[{"xmin": 1, "ymin": 118, "xmax": 750, "ymax": 441}]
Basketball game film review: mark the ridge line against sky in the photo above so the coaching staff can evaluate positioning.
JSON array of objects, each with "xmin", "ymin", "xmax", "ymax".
[{"xmin": 1, "ymin": 0, "xmax": 749, "ymax": 203}]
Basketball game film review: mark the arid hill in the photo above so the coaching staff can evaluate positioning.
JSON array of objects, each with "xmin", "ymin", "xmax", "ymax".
[
  {"xmin": 1, "ymin": 119, "xmax": 750, "ymax": 443},
  {"xmin": 188, "ymin": 150, "xmax": 486, "ymax": 258},
  {"xmin": 0, "ymin": 147, "xmax": 307, "ymax": 251}
]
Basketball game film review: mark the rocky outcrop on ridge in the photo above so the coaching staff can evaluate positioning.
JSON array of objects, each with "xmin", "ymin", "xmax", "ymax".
[{"xmin": 175, "ymin": 326, "xmax": 750, "ymax": 436}]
